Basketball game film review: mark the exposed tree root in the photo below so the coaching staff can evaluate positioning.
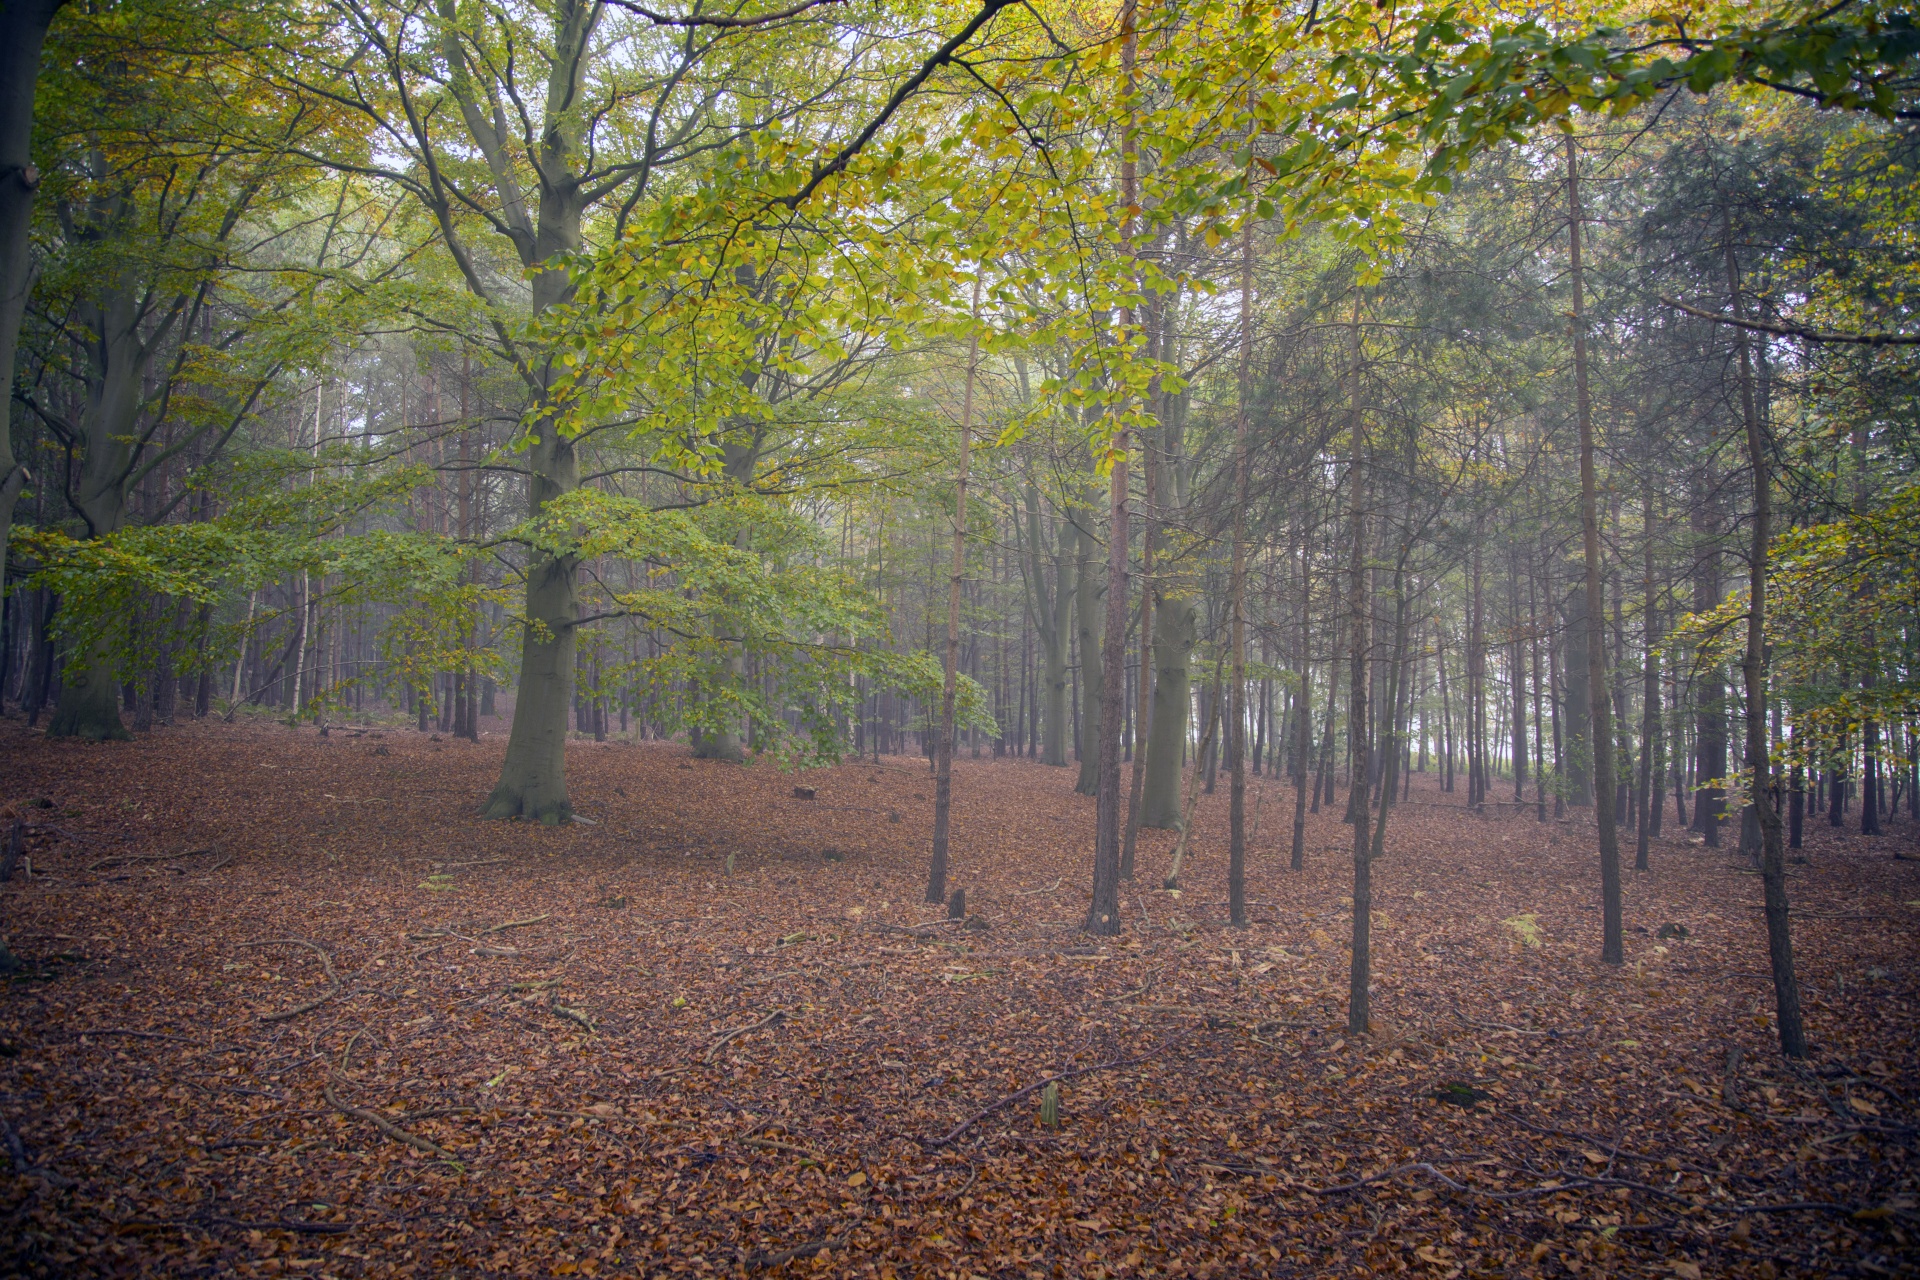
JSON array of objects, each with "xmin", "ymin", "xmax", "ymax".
[{"xmin": 240, "ymin": 938, "xmax": 342, "ymax": 1022}]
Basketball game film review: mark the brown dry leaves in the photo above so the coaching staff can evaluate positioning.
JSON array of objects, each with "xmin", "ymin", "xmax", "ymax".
[{"xmin": 1, "ymin": 720, "xmax": 1916, "ymax": 1278}]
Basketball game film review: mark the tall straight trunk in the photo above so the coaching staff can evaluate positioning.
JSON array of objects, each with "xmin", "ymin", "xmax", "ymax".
[
  {"xmin": 1568, "ymin": 137, "xmax": 1624, "ymax": 965},
  {"xmin": 1529, "ymin": 568, "xmax": 1548, "ymax": 822},
  {"xmin": 1313, "ymin": 648, "xmax": 1337, "ymax": 811},
  {"xmin": 1226, "ymin": 214, "xmax": 1253, "ymax": 928},
  {"xmin": 1086, "ymin": 7, "xmax": 1135, "ymax": 937},
  {"xmin": 1436, "ymin": 629, "xmax": 1453, "ymax": 795},
  {"xmin": 1510, "ymin": 551, "xmax": 1527, "ymax": 802},
  {"xmin": 1024, "ymin": 484, "xmax": 1075, "ymax": 767},
  {"xmin": 1369, "ymin": 564, "xmax": 1411, "ymax": 862},
  {"xmin": 1073, "ymin": 506, "xmax": 1104, "ymax": 794},
  {"xmin": 1637, "ymin": 475, "xmax": 1661, "ymax": 868},
  {"xmin": 1122, "ymin": 425, "xmax": 1157, "ymax": 878},
  {"xmin": 1693, "ymin": 484, "xmax": 1725, "ymax": 845},
  {"xmin": 1724, "ymin": 219, "xmax": 1805, "ymax": 1055},
  {"xmin": 1467, "ymin": 539, "xmax": 1485, "ymax": 810},
  {"xmin": 1343, "ymin": 299, "xmax": 1376, "ymax": 1035},
  {"xmin": 928, "ymin": 283, "xmax": 981, "ymax": 904},
  {"xmin": 1291, "ymin": 523, "xmax": 1311, "ymax": 870}
]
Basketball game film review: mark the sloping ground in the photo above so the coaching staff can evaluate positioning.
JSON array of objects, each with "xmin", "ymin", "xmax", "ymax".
[{"xmin": 0, "ymin": 718, "xmax": 1915, "ymax": 1278}]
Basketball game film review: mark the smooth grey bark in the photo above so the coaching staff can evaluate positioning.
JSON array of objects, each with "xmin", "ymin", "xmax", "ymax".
[{"xmin": 427, "ymin": 0, "xmax": 598, "ymax": 820}]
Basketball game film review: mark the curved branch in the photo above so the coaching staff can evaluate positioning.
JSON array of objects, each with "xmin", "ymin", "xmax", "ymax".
[{"xmin": 1658, "ymin": 295, "xmax": 1920, "ymax": 345}]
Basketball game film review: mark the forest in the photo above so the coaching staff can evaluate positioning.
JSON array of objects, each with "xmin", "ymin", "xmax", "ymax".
[{"xmin": 1, "ymin": 0, "xmax": 1918, "ymax": 1275}]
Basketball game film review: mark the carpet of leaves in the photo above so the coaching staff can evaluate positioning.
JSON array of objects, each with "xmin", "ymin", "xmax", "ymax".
[{"xmin": 1, "ymin": 718, "xmax": 1916, "ymax": 1279}]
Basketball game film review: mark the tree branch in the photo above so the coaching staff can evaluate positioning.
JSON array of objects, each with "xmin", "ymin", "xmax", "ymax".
[{"xmin": 1658, "ymin": 295, "xmax": 1920, "ymax": 346}]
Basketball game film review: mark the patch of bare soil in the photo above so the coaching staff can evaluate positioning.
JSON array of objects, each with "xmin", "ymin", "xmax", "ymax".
[{"xmin": 1, "ymin": 718, "xmax": 1915, "ymax": 1277}]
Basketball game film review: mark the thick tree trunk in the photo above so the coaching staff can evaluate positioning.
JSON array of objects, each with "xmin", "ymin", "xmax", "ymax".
[
  {"xmin": 0, "ymin": 0, "xmax": 65, "ymax": 601},
  {"xmin": 482, "ymin": 420, "xmax": 579, "ymax": 822},
  {"xmin": 48, "ymin": 288, "xmax": 150, "ymax": 741}
]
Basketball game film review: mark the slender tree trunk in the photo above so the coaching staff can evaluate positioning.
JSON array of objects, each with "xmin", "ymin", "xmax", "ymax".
[
  {"xmin": 1226, "ymin": 213, "xmax": 1253, "ymax": 929},
  {"xmin": 1343, "ymin": 299, "xmax": 1376, "ymax": 1035},
  {"xmin": 1087, "ymin": 7, "xmax": 1135, "ymax": 937},
  {"xmin": 1568, "ymin": 136, "xmax": 1624, "ymax": 965},
  {"xmin": 1370, "ymin": 564, "xmax": 1410, "ymax": 862},
  {"xmin": 1291, "ymin": 523, "xmax": 1311, "ymax": 870},
  {"xmin": 1122, "ymin": 424, "xmax": 1156, "ymax": 878},
  {"xmin": 1726, "ymin": 217, "xmax": 1805, "ymax": 1055},
  {"xmin": 1436, "ymin": 627, "xmax": 1453, "ymax": 796},
  {"xmin": 929, "ymin": 282, "xmax": 981, "ymax": 905},
  {"xmin": 1637, "ymin": 475, "xmax": 1660, "ymax": 870}
]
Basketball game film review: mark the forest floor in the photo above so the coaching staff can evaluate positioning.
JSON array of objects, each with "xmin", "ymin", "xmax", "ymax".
[{"xmin": 0, "ymin": 719, "xmax": 1916, "ymax": 1280}]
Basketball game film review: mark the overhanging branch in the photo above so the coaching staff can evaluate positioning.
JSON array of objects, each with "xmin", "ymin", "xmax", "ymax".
[{"xmin": 1659, "ymin": 295, "xmax": 1920, "ymax": 346}]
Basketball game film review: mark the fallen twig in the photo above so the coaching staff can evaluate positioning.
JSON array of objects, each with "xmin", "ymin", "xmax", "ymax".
[
  {"xmin": 322, "ymin": 1074, "xmax": 461, "ymax": 1162},
  {"xmin": 706, "ymin": 1009, "xmax": 787, "ymax": 1062},
  {"xmin": 1456, "ymin": 1014, "xmax": 1552, "ymax": 1036},
  {"xmin": 198, "ymin": 1213, "xmax": 353, "ymax": 1235},
  {"xmin": 742, "ymin": 1230, "xmax": 852, "ymax": 1269},
  {"xmin": 925, "ymin": 1033, "xmax": 1192, "ymax": 1148},
  {"xmin": 241, "ymin": 938, "xmax": 342, "ymax": 1022},
  {"xmin": 742, "ymin": 1136, "xmax": 825, "ymax": 1162},
  {"xmin": 86, "ymin": 848, "xmax": 214, "ymax": 872},
  {"xmin": 74, "ymin": 1027, "xmax": 204, "ymax": 1044},
  {"xmin": 1006, "ymin": 879, "xmax": 1064, "ymax": 897},
  {"xmin": 484, "ymin": 914, "xmax": 550, "ymax": 934},
  {"xmin": 1313, "ymin": 1161, "xmax": 1470, "ymax": 1195},
  {"xmin": 548, "ymin": 996, "xmax": 596, "ymax": 1033},
  {"xmin": 1102, "ymin": 972, "xmax": 1158, "ymax": 1005}
]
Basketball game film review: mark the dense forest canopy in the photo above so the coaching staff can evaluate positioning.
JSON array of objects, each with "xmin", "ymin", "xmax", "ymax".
[{"xmin": 3, "ymin": 0, "xmax": 1919, "ymax": 1053}]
